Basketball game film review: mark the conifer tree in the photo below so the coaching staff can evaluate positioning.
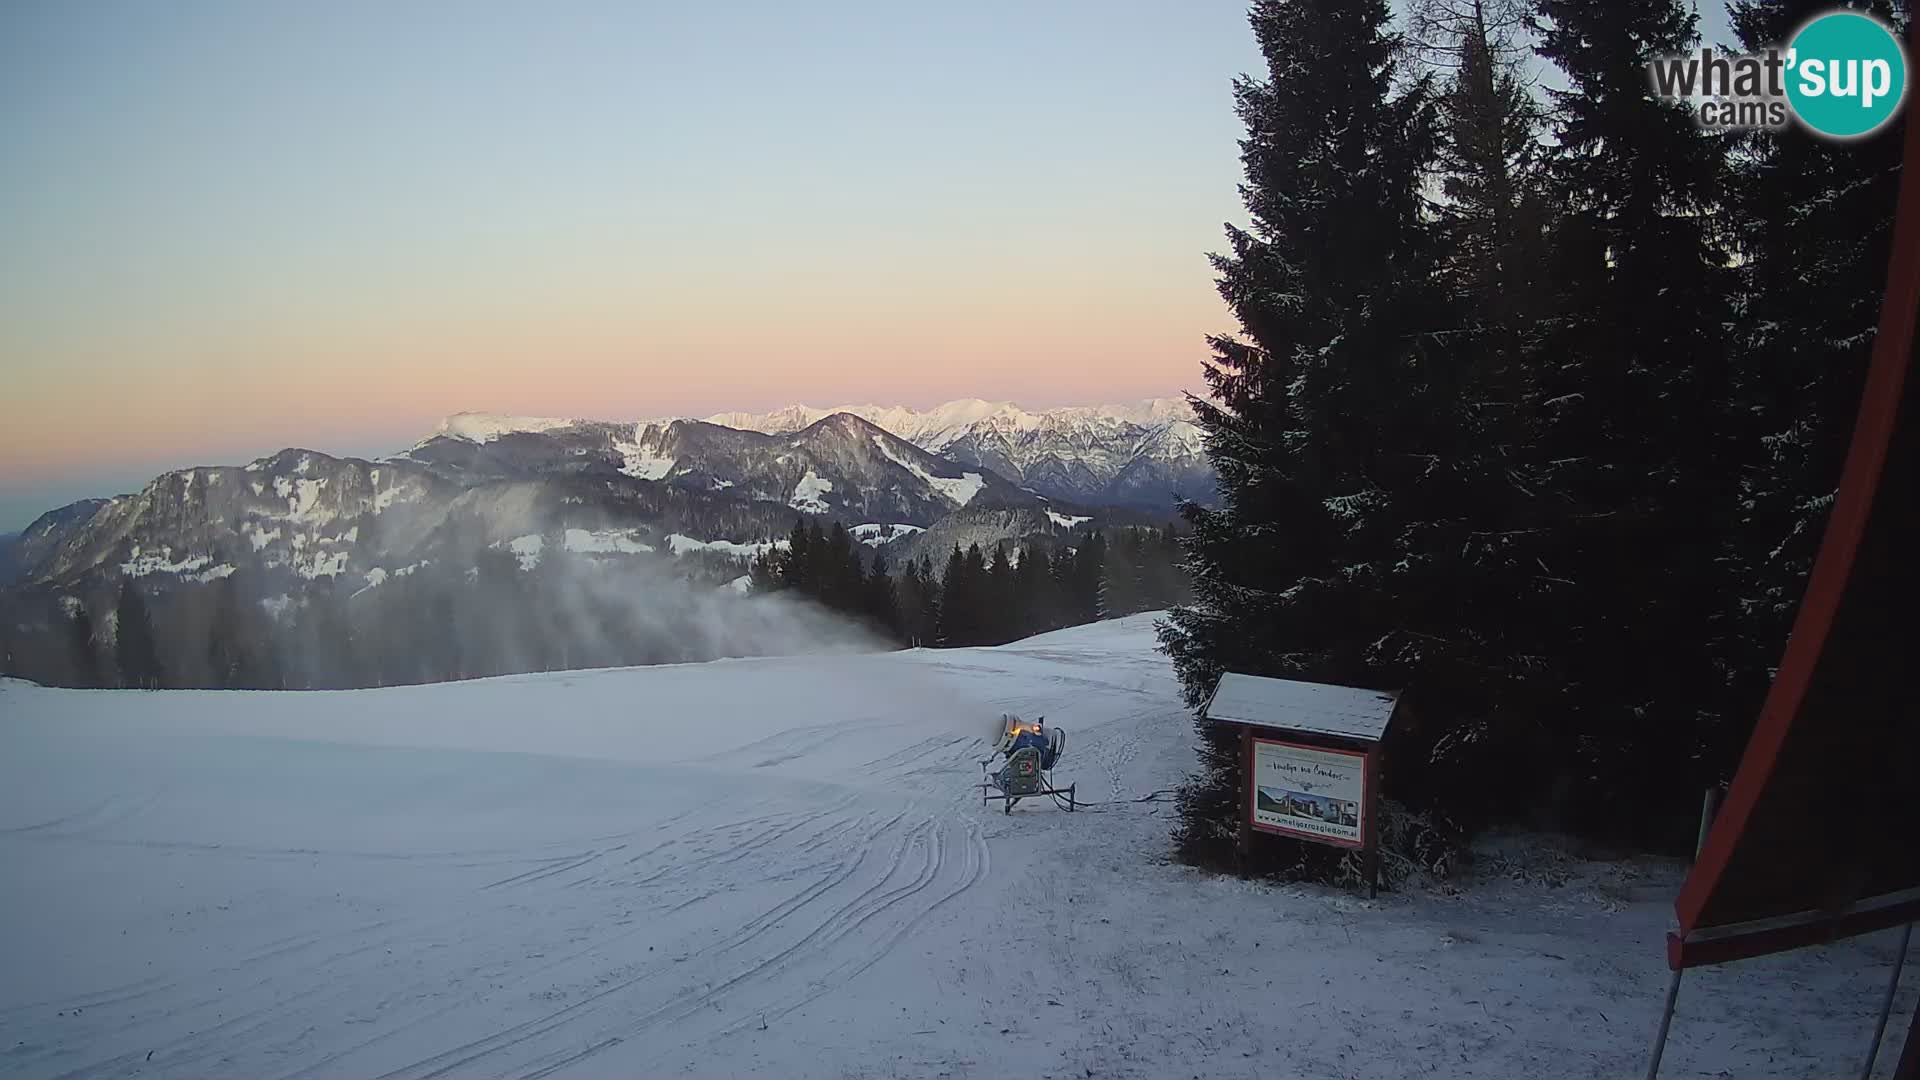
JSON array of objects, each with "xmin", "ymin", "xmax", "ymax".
[
  {"xmin": 1526, "ymin": 0, "xmax": 1741, "ymax": 835},
  {"xmin": 67, "ymin": 602, "xmax": 100, "ymax": 688},
  {"xmin": 416, "ymin": 574, "xmax": 462, "ymax": 683},
  {"xmin": 1071, "ymin": 531, "xmax": 1105, "ymax": 624},
  {"xmin": 866, "ymin": 553, "xmax": 901, "ymax": 639},
  {"xmin": 937, "ymin": 546, "xmax": 968, "ymax": 646},
  {"xmin": 1047, "ymin": 544, "xmax": 1077, "ymax": 632},
  {"xmin": 1316, "ymin": 0, "xmax": 1564, "ymax": 829},
  {"xmin": 779, "ymin": 519, "xmax": 812, "ymax": 592},
  {"xmin": 1719, "ymin": 0, "xmax": 1910, "ymax": 758},
  {"xmin": 467, "ymin": 547, "xmax": 523, "ymax": 679},
  {"xmin": 749, "ymin": 548, "xmax": 783, "ymax": 594},
  {"xmin": 911, "ymin": 554, "xmax": 941, "ymax": 646},
  {"xmin": 205, "ymin": 572, "xmax": 275, "ymax": 688},
  {"xmin": 1412, "ymin": 0, "xmax": 1545, "ymax": 325},
  {"xmin": 114, "ymin": 580, "xmax": 163, "ymax": 689},
  {"xmin": 933, "ymin": 544, "xmax": 995, "ymax": 645},
  {"xmin": 962, "ymin": 543, "xmax": 988, "ymax": 632},
  {"xmin": 986, "ymin": 544, "xmax": 1015, "ymax": 643},
  {"xmin": 898, "ymin": 557, "xmax": 929, "ymax": 646},
  {"xmin": 1099, "ymin": 530, "xmax": 1146, "ymax": 618},
  {"xmin": 1157, "ymin": 0, "xmax": 1441, "ymax": 867},
  {"xmin": 1012, "ymin": 543, "xmax": 1046, "ymax": 638},
  {"xmin": 1145, "ymin": 526, "xmax": 1193, "ymax": 610},
  {"xmin": 528, "ymin": 541, "xmax": 579, "ymax": 674},
  {"xmin": 821, "ymin": 522, "xmax": 852, "ymax": 610}
]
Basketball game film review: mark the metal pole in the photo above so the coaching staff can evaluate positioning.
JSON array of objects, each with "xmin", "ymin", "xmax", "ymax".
[
  {"xmin": 1696, "ymin": 787, "xmax": 1721, "ymax": 857},
  {"xmin": 1650, "ymin": 793, "xmax": 1718, "ymax": 1080},
  {"xmin": 1893, "ymin": 987, "xmax": 1920, "ymax": 1080},
  {"xmin": 1861, "ymin": 922, "xmax": 1914, "ymax": 1080},
  {"xmin": 1235, "ymin": 726, "xmax": 1253, "ymax": 870},
  {"xmin": 1646, "ymin": 967, "xmax": 1684, "ymax": 1080}
]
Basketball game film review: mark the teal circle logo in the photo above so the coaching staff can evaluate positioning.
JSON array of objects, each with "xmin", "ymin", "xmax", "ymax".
[{"xmin": 1786, "ymin": 12, "xmax": 1908, "ymax": 139}]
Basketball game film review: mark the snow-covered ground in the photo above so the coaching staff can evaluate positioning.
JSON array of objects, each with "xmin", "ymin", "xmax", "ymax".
[{"xmin": 0, "ymin": 615, "xmax": 1910, "ymax": 1079}]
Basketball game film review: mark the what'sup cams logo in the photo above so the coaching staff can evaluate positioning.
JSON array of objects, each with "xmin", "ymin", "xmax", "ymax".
[{"xmin": 1649, "ymin": 10, "xmax": 1908, "ymax": 139}]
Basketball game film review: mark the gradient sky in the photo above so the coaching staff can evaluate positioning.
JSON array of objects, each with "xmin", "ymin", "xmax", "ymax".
[{"xmin": 0, "ymin": 1, "xmax": 1735, "ymax": 532}]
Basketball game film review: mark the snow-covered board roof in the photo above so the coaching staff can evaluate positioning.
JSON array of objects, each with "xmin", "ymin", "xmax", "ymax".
[{"xmin": 1201, "ymin": 673, "xmax": 1398, "ymax": 742}]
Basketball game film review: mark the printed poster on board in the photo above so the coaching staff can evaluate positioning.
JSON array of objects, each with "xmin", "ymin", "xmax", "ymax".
[{"xmin": 1251, "ymin": 738, "xmax": 1367, "ymax": 847}]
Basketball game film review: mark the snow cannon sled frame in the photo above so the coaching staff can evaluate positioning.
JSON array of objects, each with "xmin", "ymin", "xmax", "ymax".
[
  {"xmin": 979, "ymin": 715, "xmax": 1075, "ymax": 813},
  {"xmin": 978, "ymin": 752, "xmax": 1076, "ymax": 813}
]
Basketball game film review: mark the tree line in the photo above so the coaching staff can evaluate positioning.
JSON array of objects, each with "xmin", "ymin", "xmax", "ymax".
[
  {"xmin": 4, "ymin": 519, "xmax": 1192, "ymax": 690},
  {"xmin": 749, "ymin": 518, "xmax": 1191, "ymax": 647},
  {"xmin": 54, "ymin": 579, "xmax": 167, "ymax": 690},
  {"xmin": 20, "ymin": 544, "xmax": 826, "ymax": 691},
  {"xmin": 1160, "ymin": 0, "xmax": 1908, "ymax": 876}
]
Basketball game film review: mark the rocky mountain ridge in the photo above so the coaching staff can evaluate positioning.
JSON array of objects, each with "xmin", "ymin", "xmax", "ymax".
[{"xmin": 435, "ymin": 397, "xmax": 1215, "ymax": 509}]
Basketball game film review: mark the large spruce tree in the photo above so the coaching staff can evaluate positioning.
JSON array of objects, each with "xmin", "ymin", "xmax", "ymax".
[
  {"xmin": 1719, "ymin": 0, "xmax": 1909, "ymax": 764},
  {"xmin": 1523, "ymin": 0, "xmax": 1741, "ymax": 839},
  {"xmin": 1414, "ymin": 0, "xmax": 1547, "ymax": 327},
  {"xmin": 1368, "ymin": 0, "xmax": 1567, "ymax": 828},
  {"xmin": 1157, "ymin": 0, "xmax": 1442, "ymax": 869}
]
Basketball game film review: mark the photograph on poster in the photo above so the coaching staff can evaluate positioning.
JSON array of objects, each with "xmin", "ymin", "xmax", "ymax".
[{"xmin": 1256, "ymin": 787, "xmax": 1359, "ymax": 826}]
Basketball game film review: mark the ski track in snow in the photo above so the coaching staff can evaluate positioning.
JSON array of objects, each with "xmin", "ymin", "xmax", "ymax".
[{"xmin": 0, "ymin": 615, "xmax": 1911, "ymax": 1079}]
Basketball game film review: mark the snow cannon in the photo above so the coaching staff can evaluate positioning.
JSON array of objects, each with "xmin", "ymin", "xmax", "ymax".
[{"xmin": 979, "ymin": 714, "xmax": 1075, "ymax": 814}]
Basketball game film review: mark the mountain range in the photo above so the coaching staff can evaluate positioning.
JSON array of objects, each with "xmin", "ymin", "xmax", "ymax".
[
  {"xmin": 705, "ymin": 398, "xmax": 1209, "ymax": 509},
  {"xmin": 0, "ymin": 398, "xmax": 1213, "ymax": 601}
]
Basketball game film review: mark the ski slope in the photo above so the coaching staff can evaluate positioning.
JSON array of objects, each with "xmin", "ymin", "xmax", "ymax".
[{"xmin": 0, "ymin": 615, "xmax": 1909, "ymax": 1078}]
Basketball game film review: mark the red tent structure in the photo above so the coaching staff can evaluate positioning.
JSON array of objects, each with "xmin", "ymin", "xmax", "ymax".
[{"xmin": 1647, "ymin": 72, "xmax": 1920, "ymax": 1079}]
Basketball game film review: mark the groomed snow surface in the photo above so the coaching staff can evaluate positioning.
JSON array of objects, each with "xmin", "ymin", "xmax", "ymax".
[{"xmin": 1, "ymin": 615, "xmax": 1909, "ymax": 1079}]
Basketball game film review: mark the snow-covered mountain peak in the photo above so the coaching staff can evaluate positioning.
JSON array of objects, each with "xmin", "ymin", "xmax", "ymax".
[
  {"xmin": 701, "ymin": 397, "xmax": 1210, "ymax": 509},
  {"xmin": 431, "ymin": 412, "xmax": 586, "ymax": 444},
  {"xmin": 907, "ymin": 398, "xmax": 1029, "ymax": 436},
  {"xmin": 401, "ymin": 396, "xmax": 1213, "ymax": 510},
  {"xmin": 702, "ymin": 404, "xmax": 835, "ymax": 433},
  {"xmin": 704, "ymin": 398, "xmax": 1186, "ymax": 444}
]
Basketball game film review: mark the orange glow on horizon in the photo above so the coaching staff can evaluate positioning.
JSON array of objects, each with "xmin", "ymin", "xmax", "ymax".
[{"xmin": 2, "ymin": 265, "xmax": 1224, "ymax": 489}]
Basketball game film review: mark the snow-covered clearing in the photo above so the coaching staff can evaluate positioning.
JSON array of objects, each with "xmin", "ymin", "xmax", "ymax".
[
  {"xmin": 119, "ymin": 547, "xmax": 215, "ymax": 579},
  {"xmin": 850, "ymin": 523, "xmax": 924, "ymax": 548},
  {"xmin": 120, "ymin": 548, "xmax": 236, "ymax": 585},
  {"xmin": 0, "ymin": 615, "xmax": 1908, "ymax": 1078},
  {"xmin": 789, "ymin": 470, "xmax": 834, "ymax": 514},
  {"xmin": 507, "ymin": 535, "xmax": 546, "ymax": 571},
  {"xmin": 664, "ymin": 535, "xmax": 782, "ymax": 559},
  {"xmin": 870, "ymin": 436, "xmax": 985, "ymax": 508},
  {"xmin": 611, "ymin": 424, "xmax": 677, "ymax": 482},
  {"xmin": 561, "ymin": 528, "xmax": 653, "ymax": 555}
]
